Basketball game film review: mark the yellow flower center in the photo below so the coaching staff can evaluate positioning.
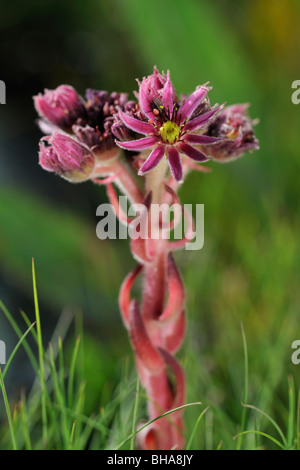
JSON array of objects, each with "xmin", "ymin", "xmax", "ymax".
[{"xmin": 159, "ymin": 121, "xmax": 181, "ymax": 144}]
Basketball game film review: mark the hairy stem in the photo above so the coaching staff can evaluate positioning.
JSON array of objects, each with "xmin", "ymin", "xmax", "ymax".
[{"xmin": 94, "ymin": 158, "xmax": 143, "ymax": 204}]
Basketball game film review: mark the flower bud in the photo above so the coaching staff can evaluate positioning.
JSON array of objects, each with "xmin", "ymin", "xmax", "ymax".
[
  {"xmin": 205, "ymin": 104, "xmax": 259, "ymax": 162},
  {"xmin": 34, "ymin": 85, "xmax": 86, "ymax": 131},
  {"xmin": 38, "ymin": 132, "xmax": 95, "ymax": 182}
]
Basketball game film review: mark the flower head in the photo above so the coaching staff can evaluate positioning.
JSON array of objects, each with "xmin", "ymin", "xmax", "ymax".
[
  {"xmin": 34, "ymin": 86, "xmax": 135, "ymax": 161},
  {"xmin": 39, "ymin": 132, "xmax": 95, "ymax": 182},
  {"xmin": 115, "ymin": 68, "xmax": 226, "ymax": 183},
  {"xmin": 204, "ymin": 104, "xmax": 259, "ymax": 162}
]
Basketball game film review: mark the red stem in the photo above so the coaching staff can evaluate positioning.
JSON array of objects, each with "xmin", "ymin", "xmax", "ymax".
[{"xmin": 142, "ymin": 242, "xmax": 168, "ymax": 321}]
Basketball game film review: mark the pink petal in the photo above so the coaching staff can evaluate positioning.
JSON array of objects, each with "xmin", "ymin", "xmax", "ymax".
[
  {"xmin": 162, "ymin": 71, "xmax": 175, "ymax": 119},
  {"xmin": 118, "ymin": 108, "xmax": 155, "ymax": 135},
  {"xmin": 178, "ymin": 142, "xmax": 211, "ymax": 162},
  {"xmin": 179, "ymin": 85, "xmax": 210, "ymax": 123},
  {"xmin": 168, "ymin": 146, "xmax": 183, "ymax": 183},
  {"xmin": 138, "ymin": 75, "xmax": 162, "ymax": 120},
  {"xmin": 184, "ymin": 134, "xmax": 225, "ymax": 145},
  {"xmin": 115, "ymin": 136, "xmax": 158, "ymax": 150},
  {"xmin": 139, "ymin": 145, "xmax": 166, "ymax": 174},
  {"xmin": 184, "ymin": 104, "xmax": 225, "ymax": 132},
  {"xmin": 37, "ymin": 119, "xmax": 59, "ymax": 135}
]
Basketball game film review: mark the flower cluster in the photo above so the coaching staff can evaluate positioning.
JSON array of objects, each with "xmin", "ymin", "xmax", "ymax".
[
  {"xmin": 34, "ymin": 68, "xmax": 259, "ymax": 185},
  {"xmin": 34, "ymin": 85, "xmax": 136, "ymax": 182}
]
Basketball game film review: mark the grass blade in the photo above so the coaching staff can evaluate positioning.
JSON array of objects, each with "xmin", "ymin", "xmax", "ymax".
[
  {"xmin": 236, "ymin": 322, "xmax": 249, "ymax": 450},
  {"xmin": 48, "ymin": 344, "xmax": 69, "ymax": 448},
  {"xmin": 115, "ymin": 401, "xmax": 202, "ymax": 450},
  {"xmin": 241, "ymin": 403, "xmax": 287, "ymax": 448},
  {"xmin": 186, "ymin": 406, "xmax": 209, "ymax": 450},
  {"xmin": 0, "ymin": 369, "xmax": 17, "ymax": 450},
  {"xmin": 68, "ymin": 421, "xmax": 76, "ymax": 450},
  {"xmin": 0, "ymin": 301, "xmax": 38, "ymax": 373},
  {"xmin": 32, "ymin": 258, "xmax": 47, "ymax": 447},
  {"xmin": 19, "ymin": 391, "xmax": 32, "ymax": 450},
  {"xmin": 68, "ymin": 335, "xmax": 81, "ymax": 410},
  {"xmin": 297, "ymin": 387, "xmax": 300, "ymax": 450},
  {"xmin": 130, "ymin": 378, "xmax": 140, "ymax": 450},
  {"xmin": 2, "ymin": 322, "xmax": 36, "ymax": 380},
  {"xmin": 287, "ymin": 375, "xmax": 295, "ymax": 449},
  {"xmin": 234, "ymin": 430, "xmax": 285, "ymax": 450}
]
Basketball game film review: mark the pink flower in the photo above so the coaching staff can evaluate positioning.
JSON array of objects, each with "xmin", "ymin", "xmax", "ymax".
[
  {"xmin": 33, "ymin": 85, "xmax": 86, "ymax": 131},
  {"xmin": 34, "ymin": 86, "xmax": 136, "ymax": 159},
  {"xmin": 38, "ymin": 132, "xmax": 95, "ymax": 182},
  {"xmin": 115, "ymin": 68, "xmax": 225, "ymax": 183},
  {"xmin": 204, "ymin": 104, "xmax": 260, "ymax": 162}
]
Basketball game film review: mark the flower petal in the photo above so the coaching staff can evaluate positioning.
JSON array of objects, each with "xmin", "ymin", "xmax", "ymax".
[
  {"xmin": 179, "ymin": 85, "xmax": 210, "ymax": 123},
  {"xmin": 168, "ymin": 146, "xmax": 183, "ymax": 183},
  {"xmin": 184, "ymin": 134, "xmax": 226, "ymax": 145},
  {"xmin": 116, "ymin": 136, "xmax": 159, "ymax": 151},
  {"xmin": 138, "ymin": 74, "xmax": 164, "ymax": 120},
  {"xmin": 162, "ymin": 71, "xmax": 175, "ymax": 119},
  {"xmin": 139, "ymin": 145, "xmax": 166, "ymax": 174},
  {"xmin": 183, "ymin": 104, "xmax": 225, "ymax": 132},
  {"xmin": 178, "ymin": 142, "xmax": 211, "ymax": 162},
  {"xmin": 118, "ymin": 109, "xmax": 155, "ymax": 135}
]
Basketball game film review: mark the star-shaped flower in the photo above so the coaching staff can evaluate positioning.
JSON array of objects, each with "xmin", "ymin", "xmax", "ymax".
[{"xmin": 115, "ymin": 68, "xmax": 225, "ymax": 183}]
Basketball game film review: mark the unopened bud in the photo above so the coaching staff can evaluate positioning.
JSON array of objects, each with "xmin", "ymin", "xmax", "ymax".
[{"xmin": 38, "ymin": 132, "xmax": 95, "ymax": 182}]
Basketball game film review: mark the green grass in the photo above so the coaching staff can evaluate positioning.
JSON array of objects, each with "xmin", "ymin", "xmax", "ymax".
[{"xmin": 0, "ymin": 264, "xmax": 299, "ymax": 450}]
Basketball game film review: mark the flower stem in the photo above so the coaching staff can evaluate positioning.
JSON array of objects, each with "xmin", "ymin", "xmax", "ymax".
[
  {"xmin": 145, "ymin": 157, "xmax": 169, "ymax": 204},
  {"xmin": 94, "ymin": 158, "xmax": 143, "ymax": 205},
  {"xmin": 142, "ymin": 246, "xmax": 167, "ymax": 321},
  {"xmin": 142, "ymin": 157, "xmax": 169, "ymax": 320}
]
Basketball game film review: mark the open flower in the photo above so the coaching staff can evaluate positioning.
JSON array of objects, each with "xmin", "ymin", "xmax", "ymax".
[{"xmin": 115, "ymin": 68, "xmax": 225, "ymax": 183}]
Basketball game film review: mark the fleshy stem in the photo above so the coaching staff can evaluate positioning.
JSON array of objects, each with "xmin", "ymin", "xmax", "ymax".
[
  {"xmin": 94, "ymin": 152, "xmax": 187, "ymax": 450},
  {"xmin": 115, "ymin": 153, "xmax": 186, "ymax": 450},
  {"xmin": 142, "ymin": 158, "xmax": 169, "ymax": 322}
]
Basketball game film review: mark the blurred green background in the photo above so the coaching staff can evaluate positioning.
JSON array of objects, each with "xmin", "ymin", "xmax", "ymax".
[{"xmin": 1, "ymin": 0, "xmax": 300, "ymax": 448}]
